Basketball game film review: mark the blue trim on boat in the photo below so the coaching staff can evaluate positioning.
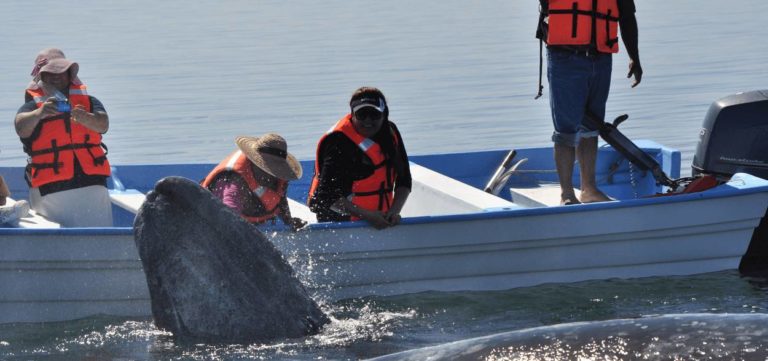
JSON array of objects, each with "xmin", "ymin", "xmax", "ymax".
[
  {"xmin": 3, "ymin": 180, "xmax": 766, "ymax": 235},
  {"xmin": 2, "ymin": 141, "xmax": 765, "ymax": 234}
]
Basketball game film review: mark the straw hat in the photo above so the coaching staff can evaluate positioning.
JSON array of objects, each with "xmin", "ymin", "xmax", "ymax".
[{"xmin": 235, "ymin": 134, "xmax": 302, "ymax": 180}]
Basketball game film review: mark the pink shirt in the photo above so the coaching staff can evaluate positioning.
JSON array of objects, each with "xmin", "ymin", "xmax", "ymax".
[{"xmin": 209, "ymin": 173, "xmax": 259, "ymax": 215}]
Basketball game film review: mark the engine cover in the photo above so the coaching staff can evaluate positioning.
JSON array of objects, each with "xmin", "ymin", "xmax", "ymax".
[{"xmin": 693, "ymin": 90, "xmax": 768, "ymax": 179}]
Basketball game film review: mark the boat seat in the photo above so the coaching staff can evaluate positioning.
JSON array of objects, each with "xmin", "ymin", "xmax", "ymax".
[
  {"xmin": 287, "ymin": 198, "xmax": 317, "ymax": 224},
  {"xmin": 509, "ymin": 183, "xmax": 580, "ymax": 207},
  {"xmin": 109, "ymin": 189, "xmax": 146, "ymax": 214},
  {"xmin": 403, "ymin": 162, "xmax": 519, "ymax": 217},
  {"xmin": 3, "ymin": 197, "xmax": 61, "ymax": 228}
]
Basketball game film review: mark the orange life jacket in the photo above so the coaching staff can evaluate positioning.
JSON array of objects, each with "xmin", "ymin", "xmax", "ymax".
[
  {"xmin": 24, "ymin": 85, "xmax": 111, "ymax": 188},
  {"xmin": 546, "ymin": 0, "xmax": 620, "ymax": 54},
  {"xmin": 308, "ymin": 114, "xmax": 397, "ymax": 220},
  {"xmin": 201, "ymin": 150, "xmax": 287, "ymax": 224}
]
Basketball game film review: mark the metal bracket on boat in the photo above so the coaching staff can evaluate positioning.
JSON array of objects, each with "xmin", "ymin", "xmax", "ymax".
[
  {"xmin": 487, "ymin": 158, "xmax": 529, "ymax": 196},
  {"xmin": 484, "ymin": 150, "xmax": 517, "ymax": 193}
]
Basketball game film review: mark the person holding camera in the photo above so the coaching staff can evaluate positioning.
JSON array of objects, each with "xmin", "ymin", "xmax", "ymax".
[{"xmin": 14, "ymin": 51, "xmax": 113, "ymax": 227}]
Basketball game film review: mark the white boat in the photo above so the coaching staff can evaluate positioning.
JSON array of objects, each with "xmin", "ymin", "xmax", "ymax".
[{"xmin": 2, "ymin": 137, "xmax": 767, "ymax": 324}]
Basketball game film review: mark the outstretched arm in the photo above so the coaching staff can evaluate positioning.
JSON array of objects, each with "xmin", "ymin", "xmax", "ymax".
[
  {"xmin": 331, "ymin": 197, "xmax": 391, "ymax": 230},
  {"xmin": 278, "ymin": 196, "xmax": 307, "ymax": 231}
]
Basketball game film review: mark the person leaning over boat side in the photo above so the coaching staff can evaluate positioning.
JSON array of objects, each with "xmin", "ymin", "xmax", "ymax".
[
  {"xmin": 201, "ymin": 134, "xmax": 307, "ymax": 231},
  {"xmin": 536, "ymin": 0, "xmax": 642, "ymax": 205},
  {"xmin": 307, "ymin": 87, "xmax": 411, "ymax": 230},
  {"xmin": 14, "ymin": 54, "xmax": 113, "ymax": 227}
]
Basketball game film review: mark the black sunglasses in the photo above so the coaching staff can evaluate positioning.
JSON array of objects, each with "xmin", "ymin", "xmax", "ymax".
[{"xmin": 354, "ymin": 108, "xmax": 383, "ymax": 120}]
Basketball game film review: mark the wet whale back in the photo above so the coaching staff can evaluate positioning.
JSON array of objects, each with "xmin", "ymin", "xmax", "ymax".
[{"xmin": 133, "ymin": 176, "xmax": 328, "ymax": 343}]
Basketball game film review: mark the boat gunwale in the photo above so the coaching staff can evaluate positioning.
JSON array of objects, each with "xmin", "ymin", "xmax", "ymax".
[{"xmin": 2, "ymin": 174, "xmax": 767, "ymax": 236}]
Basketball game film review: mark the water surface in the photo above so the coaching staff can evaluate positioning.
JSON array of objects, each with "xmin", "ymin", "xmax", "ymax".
[
  {"xmin": 2, "ymin": 0, "xmax": 766, "ymax": 171},
  {"xmin": 1, "ymin": 0, "xmax": 767, "ymax": 359}
]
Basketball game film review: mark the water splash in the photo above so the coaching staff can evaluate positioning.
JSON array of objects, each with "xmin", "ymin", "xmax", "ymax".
[
  {"xmin": 313, "ymin": 301, "xmax": 417, "ymax": 347},
  {"xmin": 0, "ymin": 318, "xmax": 169, "ymax": 359},
  {"xmin": 147, "ymin": 298, "xmax": 417, "ymax": 360},
  {"xmin": 276, "ymin": 229, "xmax": 347, "ymax": 306}
]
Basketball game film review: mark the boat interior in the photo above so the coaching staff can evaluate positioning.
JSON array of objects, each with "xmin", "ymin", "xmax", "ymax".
[{"xmin": 0, "ymin": 140, "xmax": 679, "ymax": 229}]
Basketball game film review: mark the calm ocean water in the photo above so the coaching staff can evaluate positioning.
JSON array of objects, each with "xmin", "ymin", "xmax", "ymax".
[{"xmin": 1, "ymin": 0, "xmax": 768, "ymax": 359}]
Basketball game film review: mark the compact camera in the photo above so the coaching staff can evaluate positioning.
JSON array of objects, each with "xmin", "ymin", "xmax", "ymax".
[{"xmin": 56, "ymin": 99, "xmax": 71, "ymax": 112}]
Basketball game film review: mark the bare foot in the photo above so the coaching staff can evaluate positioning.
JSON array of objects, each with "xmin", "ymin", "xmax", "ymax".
[
  {"xmin": 560, "ymin": 193, "xmax": 581, "ymax": 206},
  {"xmin": 580, "ymin": 189, "xmax": 612, "ymax": 203}
]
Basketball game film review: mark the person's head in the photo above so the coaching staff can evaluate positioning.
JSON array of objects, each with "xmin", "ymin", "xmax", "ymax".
[
  {"xmin": 348, "ymin": 87, "xmax": 406, "ymax": 173},
  {"xmin": 38, "ymin": 58, "xmax": 79, "ymax": 92},
  {"xmin": 235, "ymin": 133, "xmax": 303, "ymax": 181},
  {"xmin": 350, "ymin": 87, "xmax": 388, "ymax": 138}
]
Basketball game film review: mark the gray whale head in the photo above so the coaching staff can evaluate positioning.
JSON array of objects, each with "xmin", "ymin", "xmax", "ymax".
[{"xmin": 133, "ymin": 176, "xmax": 329, "ymax": 344}]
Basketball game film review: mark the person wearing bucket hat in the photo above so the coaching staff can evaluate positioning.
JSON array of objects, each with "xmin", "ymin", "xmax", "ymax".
[
  {"xmin": 307, "ymin": 87, "xmax": 412, "ymax": 230},
  {"xmin": 201, "ymin": 133, "xmax": 307, "ymax": 230},
  {"xmin": 14, "ymin": 51, "xmax": 113, "ymax": 227}
]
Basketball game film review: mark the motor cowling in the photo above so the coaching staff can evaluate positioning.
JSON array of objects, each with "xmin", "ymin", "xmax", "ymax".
[
  {"xmin": 700, "ymin": 91, "xmax": 768, "ymax": 273},
  {"xmin": 693, "ymin": 90, "xmax": 768, "ymax": 179}
]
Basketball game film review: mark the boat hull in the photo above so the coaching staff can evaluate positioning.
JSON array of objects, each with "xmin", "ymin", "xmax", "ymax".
[
  {"xmin": 2, "ymin": 190, "xmax": 764, "ymax": 323},
  {"xmin": 272, "ymin": 190, "xmax": 768, "ymax": 301},
  {"xmin": 0, "ymin": 230, "xmax": 145, "ymax": 323}
]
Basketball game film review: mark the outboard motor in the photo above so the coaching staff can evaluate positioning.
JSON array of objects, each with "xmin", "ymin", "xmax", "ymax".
[
  {"xmin": 693, "ymin": 90, "xmax": 768, "ymax": 179},
  {"xmin": 696, "ymin": 91, "xmax": 768, "ymax": 273}
]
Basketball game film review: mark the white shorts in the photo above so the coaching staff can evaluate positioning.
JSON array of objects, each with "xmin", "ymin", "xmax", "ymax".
[{"xmin": 29, "ymin": 185, "xmax": 113, "ymax": 227}]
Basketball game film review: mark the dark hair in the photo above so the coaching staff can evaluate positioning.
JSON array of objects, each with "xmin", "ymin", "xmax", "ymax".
[{"xmin": 349, "ymin": 87, "xmax": 404, "ymax": 174}]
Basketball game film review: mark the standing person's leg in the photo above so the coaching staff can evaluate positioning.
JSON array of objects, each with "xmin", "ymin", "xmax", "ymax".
[
  {"xmin": 547, "ymin": 49, "xmax": 590, "ymax": 204},
  {"xmin": 578, "ymin": 53, "xmax": 613, "ymax": 203},
  {"xmin": 554, "ymin": 143, "xmax": 577, "ymax": 204},
  {"xmin": 577, "ymin": 136, "xmax": 609, "ymax": 202}
]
